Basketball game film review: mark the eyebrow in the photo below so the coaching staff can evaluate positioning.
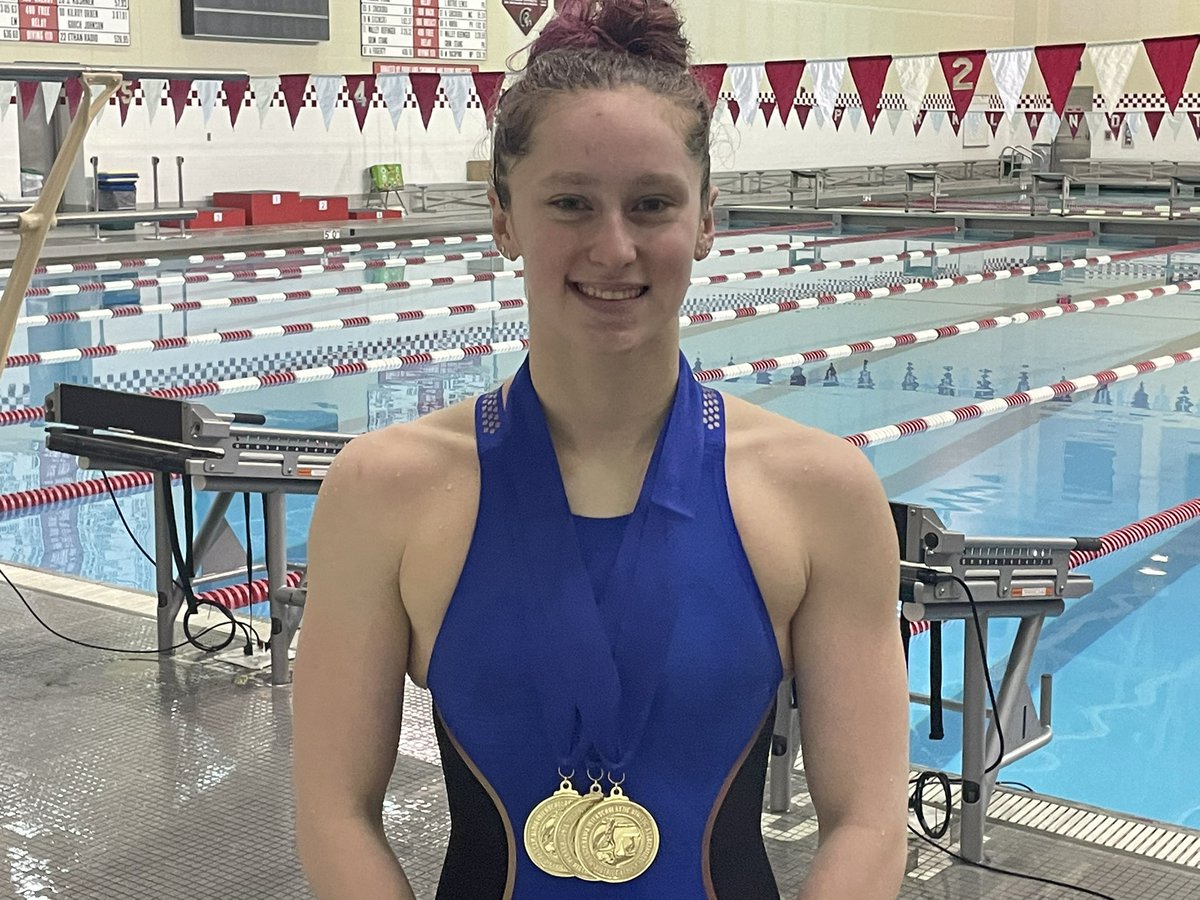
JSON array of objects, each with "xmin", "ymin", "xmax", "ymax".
[{"xmin": 539, "ymin": 172, "xmax": 691, "ymax": 192}]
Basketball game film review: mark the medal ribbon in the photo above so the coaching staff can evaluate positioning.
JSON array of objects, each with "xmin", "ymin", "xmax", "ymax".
[{"xmin": 496, "ymin": 352, "xmax": 703, "ymax": 776}]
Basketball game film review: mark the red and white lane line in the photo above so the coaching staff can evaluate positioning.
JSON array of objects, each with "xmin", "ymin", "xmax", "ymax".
[
  {"xmin": 838, "ymin": 349, "xmax": 1200, "ymax": 448},
  {"xmin": 13, "ymin": 229, "xmax": 1091, "ymax": 331},
  {"xmin": 0, "ymin": 339, "xmax": 532, "ymax": 428},
  {"xmin": 691, "ymin": 279, "xmax": 1200, "ymax": 383},
  {"xmin": 0, "ymin": 233, "xmax": 496, "ymax": 282},
  {"xmin": 1069, "ymin": 497, "xmax": 1200, "ymax": 568},
  {"xmin": 6, "ymin": 298, "xmax": 530, "ymax": 369}
]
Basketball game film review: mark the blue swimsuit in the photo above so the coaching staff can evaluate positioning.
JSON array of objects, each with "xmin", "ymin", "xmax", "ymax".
[{"xmin": 427, "ymin": 354, "xmax": 784, "ymax": 898}]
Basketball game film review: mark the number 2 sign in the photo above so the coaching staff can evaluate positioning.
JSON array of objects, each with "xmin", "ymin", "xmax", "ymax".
[{"xmin": 938, "ymin": 50, "xmax": 987, "ymax": 121}]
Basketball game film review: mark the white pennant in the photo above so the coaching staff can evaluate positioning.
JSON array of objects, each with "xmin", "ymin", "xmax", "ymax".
[
  {"xmin": 1041, "ymin": 110, "xmax": 1061, "ymax": 140},
  {"xmin": 40, "ymin": 81, "xmax": 61, "ymax": 124},
  {"xmin": 142, "ymin": 78, "xmax": 165, "ymax": 124},
  {"xmin": 808, "ymin": 59, "xmax": 846, "ymax": 118},
  {"xmin": 1087, "ymin": 41, "xmax": 1138, "ymax": 114},
  {"xmin": 196, "ymin": 80, "xmax": 221, "ymax": 125},
  {"xmin": 1170, "ymin": 111, "xmax": 1187, "ymax": 138},
  {"xmin": 895, "ymin": 54, "xmax": 936, "ymax": 113},
  {"xmin": 728, "ymin": 63, "xmax": 765, "ymax": 127},
  {"xmin": 379, "ymin": 74, "xmax": 411, "ymax": 128},
  {"xmin": 0, "ymin": 81, "xmax": 15, "ymax": 123},
  {"xmin": 929, "ymin": 110, "xmax": 947, "ymax": 135},
  {"xmin": 885, "ymin": 107, "xmax": 904, "ymax": 134},
  {"xmin": 847, "ymin": 106, "xmax": 863, "ymax": 132},
  {"xmin": 314, "ymin": 75, "xmax": 343, "ymax": 130},
  {"xmin": 988, "ymin": 48, "xmax": 1032, "ymax": 119},
  {"xmin": 250, "ymin": 76, "xmax": 279, "ymax": 125},
  {"xmin": 1085, "ymin": 111, "xmax": 1109, "ymax": 137},
  {"xmin": 1124, "ymin": 110, "xmax": 1143, "ymax": 138},
  {"xmin": 441, "ymin": 74, "xmax": 473, "ymax": 131}
]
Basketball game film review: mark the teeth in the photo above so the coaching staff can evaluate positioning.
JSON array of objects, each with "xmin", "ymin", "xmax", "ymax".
[{"xmin": 575, "ymin": 283, "xmax": 644, "ymax": 301}]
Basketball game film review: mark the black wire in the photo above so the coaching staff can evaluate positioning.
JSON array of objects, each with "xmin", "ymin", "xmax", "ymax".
[
  {"xmin": 102, "ymin": 472, "xmax": 155, "ymax": 566},
  {"xmin": 908, "ymin": 823, "xmax": 1119, "ymax": 899},
  {"xmin": 942, "ymin": 572, "xmax": 1006, "ymax": 774}
]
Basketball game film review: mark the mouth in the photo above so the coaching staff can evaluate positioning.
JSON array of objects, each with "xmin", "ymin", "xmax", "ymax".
[{"xmin": 570, "ymin": 282, "xmax": 649, "ymax": 301}]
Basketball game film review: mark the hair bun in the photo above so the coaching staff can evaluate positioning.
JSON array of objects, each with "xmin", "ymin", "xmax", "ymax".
[{"xmin": 529, "ymin": 0, "xmax": 690, "ymax": 70}]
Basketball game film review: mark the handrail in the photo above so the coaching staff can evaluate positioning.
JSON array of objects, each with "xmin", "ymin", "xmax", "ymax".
[{"xmin": 0, "ymin": 209, "xmax": 198, "ymax": 232}]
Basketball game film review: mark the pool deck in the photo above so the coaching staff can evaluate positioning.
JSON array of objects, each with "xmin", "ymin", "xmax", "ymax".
[{"xmin": 3, "ymin": 567, "xmax": 1199, "ymax": 899}]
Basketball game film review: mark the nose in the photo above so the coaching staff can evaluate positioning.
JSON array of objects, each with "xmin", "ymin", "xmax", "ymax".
[{"xmin": 587, "ymin": 210, "xmax": 638, "ymax": 269}]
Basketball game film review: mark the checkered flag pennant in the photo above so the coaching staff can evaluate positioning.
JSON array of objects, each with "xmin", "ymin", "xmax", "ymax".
[
  {"xmin": 314, "ymin": 75, "xmax": 344, "ymax": 130},
  {"xmin": 988, "ymin": 47, "xmax": 1031, "ymax": 118},
  {"xmin": 442, "ymin": 74, "xmax": 473, "ymax": 131},
  {"xmin": 0, "ymin": 81, "xmax": 14, "ymax": 123},
  {"xmin": 1087, "ymin": 42, "xmax": 1137, "ymax": 114}
]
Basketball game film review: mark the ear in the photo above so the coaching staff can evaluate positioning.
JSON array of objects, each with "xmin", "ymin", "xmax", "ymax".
[
  {"xmin": 694, "ymin": 185, "xmax": 719, "ymax": 260},
  {"xmin": 488, "ymin": 188, "xmax": 521, "ymax": 260}
]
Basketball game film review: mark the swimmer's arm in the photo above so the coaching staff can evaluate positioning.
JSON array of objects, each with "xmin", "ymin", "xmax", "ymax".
[
  {"xmin": 789, "ymin": 441, "xmax": 909, "ymax": 900},
  {"xmin": 293, "ymin": 435, "xmax": 416, "ymax": 900}
]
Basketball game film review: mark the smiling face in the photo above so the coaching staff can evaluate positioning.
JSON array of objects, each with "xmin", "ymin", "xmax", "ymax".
[{"xmin": 490, "ymin": 87, "xmax": 716, "ymax": 358}]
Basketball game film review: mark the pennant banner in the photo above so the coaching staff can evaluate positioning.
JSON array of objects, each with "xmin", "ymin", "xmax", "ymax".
[
  {"xmin": 929, "ymin": 109, "xmax": 946, "ymax": 135},
  {"xmin": 847, "ymin": 54, "xmax": 892, "ymax": 131},
  {"xmin": 885, "ymin": 107, "xmax": 904, "ymax": 134},
  {"xmin": 40, "ymin": 81, "xmax": 60, "ymax": 124},
  {"xmin": 809, "ymin": 59, "xmax": 846, "ymax": 117},
  {"xmin": 1143, "ymin": 35, "xmax": 1200, "ymax": 113},
  {"xmin": 764, "ymin": 60, "xmax": 804, "ymax": 125},
  {"xmin": 17, "ymin": 81, "xmax": 38, "ymax": 121},
  {"xmin": 727, "ymin": 99, "xmax": 741, "ymax": 124},
  {"xmin": 988, "ymin": 47, "xmax": 1032, "ymax": 118},
  {"xmin": 759, "ymin": 100, "xmax": 776, "ymax": 125},
  {"xmin": 379, "ymin": 73, "xmax": 410, "ymax": 128},
  {"xmin": 948, "ymin": 110, "xmax": 962, "ymax": 136},
  {"xmin": 116, "ymin": 79, "xmax": 138, "ymax": 126},
  {"xmin": 1106, "ymin": 111, "xmax": 1126, "ymax": 140},
  {"xmin": 1087, "ymin": 41, "xmax": 1138, "ymax": 114},
  {"xmin": 196, "ymin": 80, "xmax": 221, "ymax": 126},
  {"xmin": 1025, "ymin": 109, "xmax": 1045, "ymax": 138},
  {"xmin": 728, "ymin": 63, "xmax": 765, "ymax": 127},
  {"xmin": 1065, "ymin": 108, "xmax": 1084, "ymax": 138},
  {"xmin": 1187, "ymin": 109, "xmax": 1200, "ymax": 140},
  {"xmin": 1144, "ymin": 110, "xmax": 1165, "ymax": 139},
  {"xmin": 939, "ymin": 49, "xmax": 987, "ymax": 120},
  {"xmin": 896, "ymin": 54, "xmax": 935, "ymax": 113},
  {"xmin": 442, "ymin": 73, "xmax": 473, "ymax": 131},
  {"xmin": 168, "ymin": 79, "xmax": 193, "ymax": 126},
  {"xmin": 985, "ymin": 109, "xmax": 1005, "ymax": 135},
  {"xmin": 847, "ymin": 105, "xmax": 863, "ymax": 132},
  {"xmin": 249, "ymin": 76, "xmax": 279, "ymax": 125},
  {"xmin": 64, "ymin": 77, "xmax": 84, "ymax": 120},
  {"xmin": 409, "ymin": 73, "xmax": 441, "ymax": 129},
  {"xmin": 345, "ymin": 74, "xmax": 376, "ymax": 131},
  {"xmin": 692, "ymin": 64, "xmax": 728, "ymax": 110},
  {"xmin": 795, "ymin": 103, "xmax": 812, "ymax": 129},
  {"xmin": 1035, "ymin": 43, "xmax": 1085, "ymax": 117},
  {"xmin": 223, "ymin": 79, "xmax": 248, "ymax": 128},
  {"xmin": 314, "ymin": 75, "xmax": 343, "ymax": 130},
  {"xmin": 279, "ymin": 74, "xmax": 310, "ymax": 127},
  {"xmin": 471, "ymin": 71, "xmax": 504, "ymax": 125},
  {"xmin": 0, "ymin": 81, "xmax": 14, "ymax": 123},
  {"xmin": 831, "ymin": 105, "xmax": 845, "ymax": 131},
  {"xmin": 912, "ymin": 108, "xmax": 928, "ymax": 135}
]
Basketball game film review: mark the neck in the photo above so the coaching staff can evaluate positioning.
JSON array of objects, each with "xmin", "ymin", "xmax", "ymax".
[{"xmin": 526, "ymin": 340, "xmax": 681, "ymax": 457}]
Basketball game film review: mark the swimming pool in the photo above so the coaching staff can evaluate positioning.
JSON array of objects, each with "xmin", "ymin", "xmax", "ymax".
[{"xmin": 2, "ymin": 223, "xmax": 1198, "ymax": 829}]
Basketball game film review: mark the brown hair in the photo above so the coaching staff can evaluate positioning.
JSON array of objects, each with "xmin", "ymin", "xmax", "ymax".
[{"xmin": 491, "ymin": 0, "xmax": 711, "ymax": 211}]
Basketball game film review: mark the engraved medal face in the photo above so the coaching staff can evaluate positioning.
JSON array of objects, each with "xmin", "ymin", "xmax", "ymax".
[
  {"xmin": 553, "ymin": 787, "xmax": 604, "ymax": 881},
  {"xmin": 523, "ymin": 782, "xmax": 580, "ymax": 877},
  {"xmin": 573, "ymin": 796, "xmax": 660, "ymax": 883}
]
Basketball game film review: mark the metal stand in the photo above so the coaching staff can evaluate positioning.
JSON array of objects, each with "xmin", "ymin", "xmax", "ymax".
[
  {"xmin": 151, "ymin": 155, "xmax": 162, "ymax": 240},
  {"xmin": 788, "ymin": 169, "xmax": 824, "ymax": 208},
  {"xmin": 175, "ymin": 155, "xmax": 189, "ymax": 238},
  {"xmin": 90, "ymin": 155, "xmax": 101, "ymax": 240},
  {"xmin": 1030, "ymin": 172, "xmax": 1071, "ymax": 217},
  {"xmin": 905, "ymin": 169, "xmax": 942, "ymax": 212}
]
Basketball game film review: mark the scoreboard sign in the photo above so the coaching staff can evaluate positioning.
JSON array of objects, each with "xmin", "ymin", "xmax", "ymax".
[
  {"xmin": 362, "ymin": 0, "xmax": 486, "ymax": 61},
  {"xmin": 181, "ymin": 0, "xmax": 329, "ymax": 43},
  {"xmin": 1, "ymin": 1, "xmax": 132, "ymax": 46}
]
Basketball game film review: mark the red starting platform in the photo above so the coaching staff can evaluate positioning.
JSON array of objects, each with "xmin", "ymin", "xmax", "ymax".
[
  {"xmin": 162, "ymin": 207, "xmax": 247, "ymax": 230},
  {"xmin": 349, "ymin": 208, "xmax": 404, "ymax": 220},
  {"xmin": 298, "ymin": 195, "xmax": 350, "ymax": 222},
  {"xmin": 211, "ymin": 190, "xmax": 302, "ymax": 225}
]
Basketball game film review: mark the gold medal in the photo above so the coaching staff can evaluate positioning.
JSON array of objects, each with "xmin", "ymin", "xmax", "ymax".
[
  {"xmin": 553, "ymin": 779, "xmax": 605, "ymax": 881},
  {"xmin": 573, "ymin": 783, "xmax": 659, "ymax": 883},
  {"xmin": 523, "ymin": 777, "xmax": 582, "ymax": 877}
]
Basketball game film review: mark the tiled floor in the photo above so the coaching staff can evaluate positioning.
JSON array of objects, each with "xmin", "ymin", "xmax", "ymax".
[{"xmin": 3, "ymin": 577, "xmax": 1199, "ymax": 899}]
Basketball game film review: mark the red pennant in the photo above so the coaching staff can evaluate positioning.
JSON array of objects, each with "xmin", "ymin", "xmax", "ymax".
[
  {"xmin": 795, "ymin": 103, "xmax": 812, "ymax": 129},
  {"xmin": 938, "ymin": 49, "xmax": 987, "ymax": 121},
  {"xmin": 1188, "ymin": 110, "xmax": 1200, "ymax": 140},
  {"xmin": 279, "ymin": 74, "xmax": 310, "ymax": 127},
  {"xmin": 948, "ymin": 111, "xmax": 962, "ymax": 135},
  {"xmin": 1034, "ymin": 43, "xmax": 1085, "ymax": 117},
  {"xmin": 727, "ymin": 99, "xmax": 740, "ymax": 124},
  {"xmin": 223, "ymin": 80, "xmax": 248, "ymax": 128},
  {"xmin": 1106, "ymin": 111, "xmax": 1126, "ymax": 140},
  {"xmin": 167, "ymin": 79, "xmax": 193, "ymax": 125},
  {"xmin": 847, "ymin": 54, "xmax": 892, "ymax": 132},
  {"xmin": 912, "ymin": 109, "xmax": 928, "ymax": 135},
  {"xmin": 65, "ymin": 78, "xmax": 84, "ymax": 119},
  {"xmin": 1025, "ymin": 109, "xmax": 1045, "ymax": 137},
  {"xmin": 117, "ymin": 79, "xmax": 138, "ymax": 126},
  {"xmin": 1065, "ymin": 109, "xmax": 1083, "ymax": 138},
  {"xmin": 408, "ymin": 73, "xmax": 441, "ymax": 129},
  {"xmin": 831, "ymin": 105, "xmax": 845, "ymax": 130},
  {"xmin": 344, "ymin": 75, "xmax": 376, "ymax": 131},
  {"xmin": 17, "ymin": 82, "xmax": 40, "ymax": 120},
  {"xmin": 1144, "ymin": 110, "xmax": 1166, "ymax": 139},
  {"xmin": 985, "ymin": 110, "xmax": 1004, "ymax": 135},
  {"xmin": 760, "ymin": 101, "xmax": 776, "ymax": 125},
  {"xmin": 764, "ymin": 60, "xmax": 805, "ymax": 125},
  {"xmin": 692, "ymin": 64, "xmax": 728, "ymax": 111},
  {"xmin": 1143, "ymin": 35, "xmax": 1200, "ymax": 113},
  {"xmin": 471, "ymin": 72, "xmax": 505, "ymax": 125}
]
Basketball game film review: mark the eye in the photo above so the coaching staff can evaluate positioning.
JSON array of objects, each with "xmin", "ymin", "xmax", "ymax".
[
  {"xmin": 635, "ymin": 196, "xmax": 673, "ymax": 213},
  {"xmin": 549, "ymin": 196, "xmax": 588, "ymax": 212}
]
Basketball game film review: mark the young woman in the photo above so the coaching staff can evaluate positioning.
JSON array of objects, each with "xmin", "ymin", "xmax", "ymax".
[{"xmin": 293, "ymin": 2, "xmax": 909, "ymax": 897}]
